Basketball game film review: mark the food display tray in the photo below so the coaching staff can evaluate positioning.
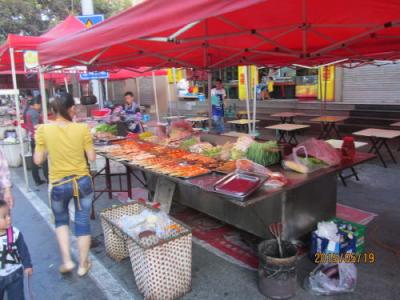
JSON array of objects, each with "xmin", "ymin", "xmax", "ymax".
[
  {"xmin": 94, "ymin": 136, "xmax": 126, "ymax": 145},
  {"xmin": 177, "ymin": 171, "xmax": 212, "ymax": 179},
  {"xmin": 213, "ymin": 172, "xmax": 267, "ymax": 201}
]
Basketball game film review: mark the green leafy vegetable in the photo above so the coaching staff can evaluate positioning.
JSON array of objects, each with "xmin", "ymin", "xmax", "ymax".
[
  {"xmin": 202, "ymin": 146, "xmax": 222, "ymax": 158},
  {"xmin": 180, "ymin": 137, "xmax": 198, "ymax": 150},
  {"xmin": 95, "ymin": 124, "xmax": 117, "ymax": 135},
  {"xmin": 245, "ymin": 141, "xmax": 280, "ymax": 166},
  {"xmin": 231, "ymin": 148, "xmax": 245, "ymax": 160}
]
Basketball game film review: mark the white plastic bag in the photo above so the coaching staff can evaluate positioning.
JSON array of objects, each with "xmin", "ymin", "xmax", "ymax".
[{"xmin": 306, "ymin": 263, "xmax": 357, "ymax": 296}]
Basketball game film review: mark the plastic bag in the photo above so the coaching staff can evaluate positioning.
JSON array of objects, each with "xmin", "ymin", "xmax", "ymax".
[
  {"xmin": 236, "ymin": 159, "xmax": 288, "ymax": 188},
  {"xmin": 117, "ymin": 209, "xmax": 173, "ymax": 240},
  {"xmin": 236, "ymin": 159, "xmax": 269, "ymax": 175},
  {"xmin": 306, "ymin": 263, "xmax": 357, "ymax": 296},
  {"xmin": 283, "ymin": 146, "xmax": 327, "ymax": 174},
  {"xmin": 298, "ymin": 138, "xmax": 341, "ymax": 166}
]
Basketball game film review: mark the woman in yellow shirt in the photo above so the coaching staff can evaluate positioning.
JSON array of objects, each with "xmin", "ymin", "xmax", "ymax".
[{"xmin": 34, "ymin": 93, "xmax": 96, "ymax": 277}]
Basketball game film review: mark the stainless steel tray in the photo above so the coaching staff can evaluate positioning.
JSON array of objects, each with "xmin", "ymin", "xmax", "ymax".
[{"xmin": 213, "ymin": 171, "xmax": 268, "ymax": 201}]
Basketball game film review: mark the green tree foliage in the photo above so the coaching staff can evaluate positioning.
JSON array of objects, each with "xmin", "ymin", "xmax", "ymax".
[{"xmin": 0, "ymin": 0, "xmax": 132, "ymax": 42}]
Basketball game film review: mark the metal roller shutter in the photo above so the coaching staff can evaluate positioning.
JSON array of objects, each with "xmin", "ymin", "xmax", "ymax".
[
  {"xmin": 138, "ymin": 77, "xmax": 155, "ymax": 106},
  {"xmin": 342, "ymin": 64, "xmax": 400, "ymax": 104}
]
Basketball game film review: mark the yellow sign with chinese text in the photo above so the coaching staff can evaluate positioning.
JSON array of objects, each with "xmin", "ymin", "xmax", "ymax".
[
  {"xmin": 318, "ymin": 65, "xmax": 335, "ymax": 101},
  {"xmin": 238, "ymin": 65, "xmax": 258, "ymax": 100}
]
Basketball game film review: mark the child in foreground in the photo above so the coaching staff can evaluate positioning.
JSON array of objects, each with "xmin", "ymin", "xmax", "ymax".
[{"xmin": 0, "ymin": 200, "xmax": 32, "ymax": 300}]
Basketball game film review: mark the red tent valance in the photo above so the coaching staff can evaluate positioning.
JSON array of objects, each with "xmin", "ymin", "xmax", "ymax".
[{"xmin": 38, "ymin": 0, "xmax": 400, "ymax": 69}]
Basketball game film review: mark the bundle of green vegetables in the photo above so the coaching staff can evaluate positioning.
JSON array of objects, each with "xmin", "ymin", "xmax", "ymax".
[
  {"xmin": 179, "ymin": 137, "xmax": 198, "ymax": 150},
  {"xmin": 202, "ymin": 146, "xmax": 222, "ymax": 158},
  {"xmin": 95, "ymin": 124, "xmax": 117, "ymax": 135},
  {"xmin": 246, "ymin": 141, "xmax": 280, "ymax": 166}
]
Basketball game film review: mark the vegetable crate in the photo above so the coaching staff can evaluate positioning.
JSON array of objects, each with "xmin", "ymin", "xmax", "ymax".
[{"xmin": 100, "ymin": 202, "xmax": 192, "ymax": 300}]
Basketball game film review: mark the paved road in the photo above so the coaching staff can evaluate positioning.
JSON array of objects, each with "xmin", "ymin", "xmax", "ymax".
[
  {"xmin": 11, "ymin": 185, "xmax": 107, "ymax": 300},
  {"xmin": 9, "ymin": 158, "xmax": 400, "ymax": 300}
]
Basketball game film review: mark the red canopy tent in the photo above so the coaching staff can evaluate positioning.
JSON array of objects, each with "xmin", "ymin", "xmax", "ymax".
[
  {"xmin": 37, "ymin": 0, "xmax": 400, "ymax": 134},
  {"xmin": 0, "ymin": 15, "xmax": 86, "ymax": 72},
  {"xmin": 107, "ymin": 68, "xmax": 167, "ymax": 81},
  {"xmin": 38, "ymin": 0, "xmax": 400, "ymax": 70},
  {"xmin": 0, "ymin": 15, "xmax": 86, "ymax": 189}
]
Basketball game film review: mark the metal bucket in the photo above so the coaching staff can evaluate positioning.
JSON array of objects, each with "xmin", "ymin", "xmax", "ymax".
[{"xmin": 258, "ymin": 239, "xmax": 297, "ymax": 299}]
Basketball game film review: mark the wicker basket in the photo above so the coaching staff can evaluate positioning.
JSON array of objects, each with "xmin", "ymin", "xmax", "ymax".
[{"xmin": 100, "ymin": 202, "xmax": 192, "ymax": 300}]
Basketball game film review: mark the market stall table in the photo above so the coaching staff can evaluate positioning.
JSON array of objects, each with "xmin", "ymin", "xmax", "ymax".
[
  {"xmin": 353, "ymin": 128, "xmax": 400, "ymax": 168},
  {"xmin": 227, "ymin": 119, "xmax": 260, "ymax": 132},
  {"xmin": 326, "ymin": 139, "xmax": 368, "ymax": 186},
  {"xmin": 270, "ymin": 112, "xmax": 305, "ymax": 124},
  {"xmin": 185, "ymin": 117, "xmax": 209, "ymax": 129},
  {"xmin": 265, "ymin": 123, "xmax": 310, "ymax": 145},
  {"xmin": 221, "ymin": 131, "xmax": 249, "ymax": 138},
  {"xmin": 390, "ymin": 122, "xmax": 400, "ymax": 151},
  {"xmin": 311, "ymin": 116, "xmax": 348, "ymax": 139},
  {"xmin": 93, "ymin": 138, "xmax": 375, "ymax": 240}
]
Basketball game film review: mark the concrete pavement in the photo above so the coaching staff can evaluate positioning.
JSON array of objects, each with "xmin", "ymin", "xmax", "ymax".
[{"xmin": 9, "ymin": 155, "xmax": 400, "ymax": 300}]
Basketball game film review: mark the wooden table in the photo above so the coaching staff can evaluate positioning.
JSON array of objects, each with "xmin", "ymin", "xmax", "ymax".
[
  {"xmin": 227, "ymin": 119, "xmax": 260, "ymax": 132},
  {"xmin": 326, "ymin": 139, "xmax": 368, "ymax": 150},
  {"xmin": 390, "ymin": 122, "xmax": 400, "ymax": 151},
  {"xmin": 326, "ymin": 139, "xmax": 368, "ymax": 186},
  {"xmin": 185, "ymin": 117, "xmax": 209, "ymax": 128},
  {"xmin": 271, "ymin": 112, "xmax": 305, "ymax": 124},
  {"xmin": 221, "ymin": 131, "xmax": 249, "ymax": 138},
  {"xmin": 311, "ymin": 116, "xmax": 348, "ymax": 139},
  {"xmin": 265, "ymin": 123, "xmax": 310, "ymax": 145},
  {"xmin": 353, "ymin": 128, "xmax": 400, "ymax": 167}
]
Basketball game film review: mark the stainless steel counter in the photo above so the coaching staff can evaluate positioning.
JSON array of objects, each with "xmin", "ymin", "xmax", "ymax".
[{"xmin": 97, "ymin": 150, "xmax": 375, "ymax": 240}]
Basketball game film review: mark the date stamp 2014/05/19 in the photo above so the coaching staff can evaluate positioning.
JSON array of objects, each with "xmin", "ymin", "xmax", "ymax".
[{"xmin": 315, "ymin": 252, "xmax": 376, "ymax": 264}]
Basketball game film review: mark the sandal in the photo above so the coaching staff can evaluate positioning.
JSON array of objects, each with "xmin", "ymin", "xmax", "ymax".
[
  {"xmin": 59, "ymin": 262, "xmax": 76, "ymax": 274},
  {"xmin": 77, "ymin": 261, "xmax": 91, "ymax": 277}
]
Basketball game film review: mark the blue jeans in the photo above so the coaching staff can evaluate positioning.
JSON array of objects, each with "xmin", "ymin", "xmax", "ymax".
[
  {"xmin": 50, "ymin": 175, "xmax": 93, "ymax": 236},
  {"xmin": 212, "ymin": 115, "xmax": 225, "ymax": 134},
  {"xmin": 0, "ymin": 267, "xmax": 24, "ymax": 300}
]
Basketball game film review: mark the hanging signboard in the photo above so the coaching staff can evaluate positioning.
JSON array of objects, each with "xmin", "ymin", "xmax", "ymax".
[
  {"xmin": 77, "ymin": 14, "xmax": 104, "ymax": 28},
  {"xmin": 23, "ymin": 50, "xmax": 39, "ymax": 72},
  {"xmin": 79, "ymin": 71, "xmax": 109, "ymax": 80},
  {"xmin": 0, "ymin": 89, "xmax": 19, "ymax": 96}
]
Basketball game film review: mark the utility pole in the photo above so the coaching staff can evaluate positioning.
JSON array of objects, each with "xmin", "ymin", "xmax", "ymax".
[
  {"xmin": 81, "ymin": 0, "xmax": 94, "ymax": 15},
  {"xmin": 81, "ymin": 0, "xmax": 102, "ymax": 104}
]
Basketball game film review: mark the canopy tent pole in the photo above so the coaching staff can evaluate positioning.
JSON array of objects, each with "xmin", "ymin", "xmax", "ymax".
[
  {"xmin": 243, "ymin": 66, "xmax": 251, "ymax": 134},
  {"xmin": 38, "ymin": 67, "xmax": 48, "ymax": 123},
  {"xmin": 324, "ymin": 66, "xmax": 328, "ymax": 113},
  {"xmin": 172, "ymin": 68, "xmax": 177, "ymax": 115},
  {"xmin": 252, "ymin": 67, "xmax": 257, "ymax": 135},
  {"xmin": 172, "ymin": 68, "xmax": 177, "ymax": 96},
  {"xmin": 207, "ymin": 72, "xmax": 212, "ymax": 129},
  {"xmin": 165, "ymin": 74, "xmax": 172, "ymax": 115},
  {"xmin": 9, "ymin": 48, "xmax": 29, "ymax": 190},
  {"xmin": 151, "ymin": 71, "xmax": 160, "ymax": 123},
  {"xmin": 64, "ymin": 76, "xmax": 69, "ymax": 92},
  {"xmin": 77, "ymin": 74, "xmax": 82, "ymax": 98},
  {"xmin": 104, "ymin": 78, "xmax": 109, "ymax": 107},
  {"xmin": 136, "ymin": 77, "xmax": 141, "ymax": 105}
]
